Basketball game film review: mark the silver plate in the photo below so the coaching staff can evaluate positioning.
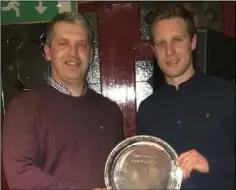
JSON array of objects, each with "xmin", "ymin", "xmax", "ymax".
[{"xmin": 104, "ymin": 135, "xmax": 183, "ymax": 190}]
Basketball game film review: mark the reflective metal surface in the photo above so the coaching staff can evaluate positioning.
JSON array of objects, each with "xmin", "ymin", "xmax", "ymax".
[{"xmin": 105, "ymin": 135, "xmax": 182, "ymax": 190}]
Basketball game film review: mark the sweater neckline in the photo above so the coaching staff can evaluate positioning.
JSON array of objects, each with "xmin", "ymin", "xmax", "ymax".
[{"xmin": 44, "ymin": 82, "xmax": 91, "ymax": 101}]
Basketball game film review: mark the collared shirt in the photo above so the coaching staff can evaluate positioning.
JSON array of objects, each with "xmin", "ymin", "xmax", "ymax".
[{"xmin": 46, "ymin": 76, "xmax": 87, "ymax": 96}]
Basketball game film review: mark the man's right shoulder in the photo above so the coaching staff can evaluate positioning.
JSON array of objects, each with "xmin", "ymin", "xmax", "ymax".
[
  {"xmin": 6, "ymin": 83, "xmax": 49, "ymax": 111},
  {"xmin": 138, "ymin": 90, "xmax": 162, "ymax": 112}
]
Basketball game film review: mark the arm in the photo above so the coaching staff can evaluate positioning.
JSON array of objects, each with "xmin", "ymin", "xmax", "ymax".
[
  {"xmin": 136, "ymin": 101, "xmax": 149, "ymax": 135},
  {"xmin": 207, "ymin": 84, "xmax": 235, "ymax": 188},
  {"xmin": 2, "ymin": 98, "xmax": 78, "ymax": 190},
  {"xmin": 185, "ymin": 84, "xmax": 235, "ymax": 189},
  {"xmin": 114, "ymin": 105, "xmax": 125, "ymax": 144},
  {"xmin": 228, "ymin": 84, "xmax": 235, "ymax": 151}
]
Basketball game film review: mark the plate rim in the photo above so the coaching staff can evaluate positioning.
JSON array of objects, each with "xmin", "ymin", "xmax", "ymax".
[{"xmin": 104, "ymin": 135, "xmax": 182, "ymax": 190}]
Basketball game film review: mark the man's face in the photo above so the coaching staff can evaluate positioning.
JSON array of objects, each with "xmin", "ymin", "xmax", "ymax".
[
  {"xmin": 152, "ymin": 18, "xmax": 196, "ymax": 79},
  {"xmin": 44, "ymin": 21, "xmax": 92, "ymax": 84}
]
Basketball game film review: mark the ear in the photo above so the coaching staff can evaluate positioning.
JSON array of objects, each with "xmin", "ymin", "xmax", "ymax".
[
  {"xmin": 44, "ymin": 43, "xmax": 51, "ymax": 62},
  {"xmin": 191, "ymin": 33, "xmax": 197, "ymax": 51}
]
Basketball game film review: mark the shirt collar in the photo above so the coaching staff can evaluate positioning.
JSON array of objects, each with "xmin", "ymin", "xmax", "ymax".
[
  {"xmin": 46, "ymin": 76, "xmax": 87, "ymax": 96},
  {"xmin": 162, "ymin": 69, "xmax": 204, "ymax": 90}
]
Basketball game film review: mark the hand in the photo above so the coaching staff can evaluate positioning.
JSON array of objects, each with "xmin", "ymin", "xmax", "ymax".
[
  {"xmin": 93, "ymin": 188, "xmax": 106, "ymax": 190},
  {"xmin": 178, "ymin": 149, "xmax": 209, "ymax": 179}
]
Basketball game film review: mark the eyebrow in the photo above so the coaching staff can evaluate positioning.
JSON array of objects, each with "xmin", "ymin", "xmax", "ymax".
[
  {"xmin": 154, "ymin": 34, "xmax": 187, "ymax": 42},
  {"xmin": 56, "ymin": 38, "xmax": 89, "ymax": 43}
]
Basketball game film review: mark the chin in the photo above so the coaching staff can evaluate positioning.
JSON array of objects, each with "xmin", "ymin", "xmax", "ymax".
[
  {"xmin": 64, "ymin": 76, "xmax": 81, "ymax": 81},
  {"xmin": 162, "ymin": 69, "xmax": 181, "ymax": 78},
  {"xmin": 165, "ymin": 74, "xmax": 181, "ymax": 79},
  {"xmin": 164, "ymin": 65, "xmax": 191, "ymax": 77}
]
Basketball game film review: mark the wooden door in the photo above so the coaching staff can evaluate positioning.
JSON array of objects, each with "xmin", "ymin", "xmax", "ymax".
[{"xmin": 77, "ymin": 2, "xmax": 154, "ymax": 137}]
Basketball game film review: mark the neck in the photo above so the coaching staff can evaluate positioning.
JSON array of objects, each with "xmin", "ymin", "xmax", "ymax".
[
  {"xmin": 66, "ymin": 82, "xmax": 87, "ymax": 97},
  {"xmin": 165, "ymin": 66, "xmax": 195, "ymax": 90}
]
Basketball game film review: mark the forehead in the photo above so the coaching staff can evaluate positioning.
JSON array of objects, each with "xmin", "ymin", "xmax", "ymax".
[
  {"xmin": 52, "ymin": 21, "xmax": 89, "ymax": 41},
  {"xmin": 152, "ymin": 18, "xmax": 188, "ymax": 38}
]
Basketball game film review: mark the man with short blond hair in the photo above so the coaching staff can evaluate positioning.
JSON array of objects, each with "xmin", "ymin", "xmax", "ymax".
[{"xmin": 137, "ymin": 3, "xmax": 235, "ymax": 189}]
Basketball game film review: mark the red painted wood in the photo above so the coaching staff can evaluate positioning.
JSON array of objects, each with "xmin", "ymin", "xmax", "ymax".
[
  {"xmin": 97, "ymin": 3, "xmax": 139, "ymax": 137},
  {"xmin": 222, "ymin": 2, "xmax": 235, "ymax": 38},
  {"xmin": 77, "ymin": 2, "xmax": 153, "ymax": 137},
  {"xmin": 77, "ymin": 1, "xmax": 104, "ymax": 12}
]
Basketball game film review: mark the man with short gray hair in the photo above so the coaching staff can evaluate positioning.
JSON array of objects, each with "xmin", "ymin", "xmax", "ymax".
[{"xmin": 2, "ymin": 12, "xmax": 124, "ymax": 190}]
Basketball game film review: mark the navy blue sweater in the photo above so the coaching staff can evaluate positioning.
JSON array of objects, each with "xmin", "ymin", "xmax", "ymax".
[{"xmin": 137, "ymin": 71, "xmax": 235, "ymax": 189}]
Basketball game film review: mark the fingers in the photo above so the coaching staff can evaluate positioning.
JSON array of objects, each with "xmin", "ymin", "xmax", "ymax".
[
  {"xmin": 184, "ymin": 156, "xmax": 194, "ymax": 178},
  {"xmin": 178, "ymin": 151, "xmax": 195, "ymax": 179},
  {"xmin": 178, "ymin": 149, "xmax": 209, "ymax": 180},
  {"xmin": 178, "ymin": 150, "xmax": 193, "ymax": 163}
]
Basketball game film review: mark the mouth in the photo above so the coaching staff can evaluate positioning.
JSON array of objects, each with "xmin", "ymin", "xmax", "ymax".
[
  {"xmin": 65, "ymin": 61, "xmax": 80, "ymax": 67},
  {"xmin": 166, "ymin": 59, "xmax": 180, "ymax": 66}
]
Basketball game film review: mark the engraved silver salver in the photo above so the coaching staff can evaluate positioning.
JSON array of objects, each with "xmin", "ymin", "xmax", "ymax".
[{"xmin": 104, "ymin": 135, "xmax": 183, "ymax": 190}]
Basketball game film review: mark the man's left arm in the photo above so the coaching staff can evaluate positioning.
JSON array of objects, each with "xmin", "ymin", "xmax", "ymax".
[
  {"xmin": 179, "ymin": 83, "xmax": 235, "ymax": 189},
  {"xmin": 204, "ymin": 83, "xmax": 235, "ymax": 188}
]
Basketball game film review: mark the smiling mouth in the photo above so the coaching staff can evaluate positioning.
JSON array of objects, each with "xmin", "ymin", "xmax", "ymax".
[
  {"xmin": 65, "ymin": 61, "xmax": 79, "ymax": 67},
  {"xmin": 166, "ymin": 59, "xmax": 179, "ymax": 66}
]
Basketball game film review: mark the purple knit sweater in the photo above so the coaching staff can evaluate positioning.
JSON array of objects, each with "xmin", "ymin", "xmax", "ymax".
[{"xmin": 2, "ymin": 83, "xmax": 124, "ymax": 189}]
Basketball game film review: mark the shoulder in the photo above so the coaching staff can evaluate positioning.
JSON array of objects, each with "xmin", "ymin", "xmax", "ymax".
[
  {"xmin": 197, "ymin": 75, "xmax": 235, "ymax": 111},
  {"xmin": 139, "ymin": 93, "xmax": 157, "ymax": 109},
  {"xmin": 200, "ymin": 75, "xmax": 235, "ymax": 96},
  {"xmin": 139, "ymin": 86, "xmax": 166, "ymax": 109},
  {"xmin": 202, "ymin": 75, "xmax": 234, "ymax": 89},
  {"xmin": 137, "ymin": 89, "xmax": 164, "ymax": 117},
  {"xmin": 6, "ymin": 83, "xmax": 50, "ymax": 112}
]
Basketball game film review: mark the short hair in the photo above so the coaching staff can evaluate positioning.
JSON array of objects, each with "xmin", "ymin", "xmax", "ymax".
[
  {"xmin": 148, "ymin": 3, "xmax": 196, "ymax": 42},
  {"xmin": 45, "ymin": 12, "xmax": 93, "ymax": 45}
]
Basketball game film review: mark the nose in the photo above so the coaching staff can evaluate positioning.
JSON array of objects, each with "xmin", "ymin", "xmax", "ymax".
[
  {"xmin": 68, "ymin": 44, "xmax": 77, "ymax": 57},
  {"xmin": 165, "ymin": 43, "xmax": 175, "ymax": 56}
]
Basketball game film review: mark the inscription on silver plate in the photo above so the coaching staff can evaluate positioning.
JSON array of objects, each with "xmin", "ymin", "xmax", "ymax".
[
  {"xmin": 113, "ymin": 145, "xmax": 171, "ymax": 189},
  {"xmin": 104, "ymin": 135, "xmax": 183, "ymax": 190}
]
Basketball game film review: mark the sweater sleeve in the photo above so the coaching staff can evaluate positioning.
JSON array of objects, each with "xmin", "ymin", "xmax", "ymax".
[{"xmin": 2, "ymin": 98, "xmax": 79, "ymax": 190}]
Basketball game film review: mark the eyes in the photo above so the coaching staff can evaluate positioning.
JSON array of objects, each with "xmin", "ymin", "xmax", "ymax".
[
  {"xmin": 173, "ymin": 37, "xmax": 183, "ymax": 43},
  {"xmin": 57, "ymin": 41, "xmax": 90, "ymax": 51},
  {"xmin": 154, "ymin": 37, "xmax": 184, "ymax": 48}
]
